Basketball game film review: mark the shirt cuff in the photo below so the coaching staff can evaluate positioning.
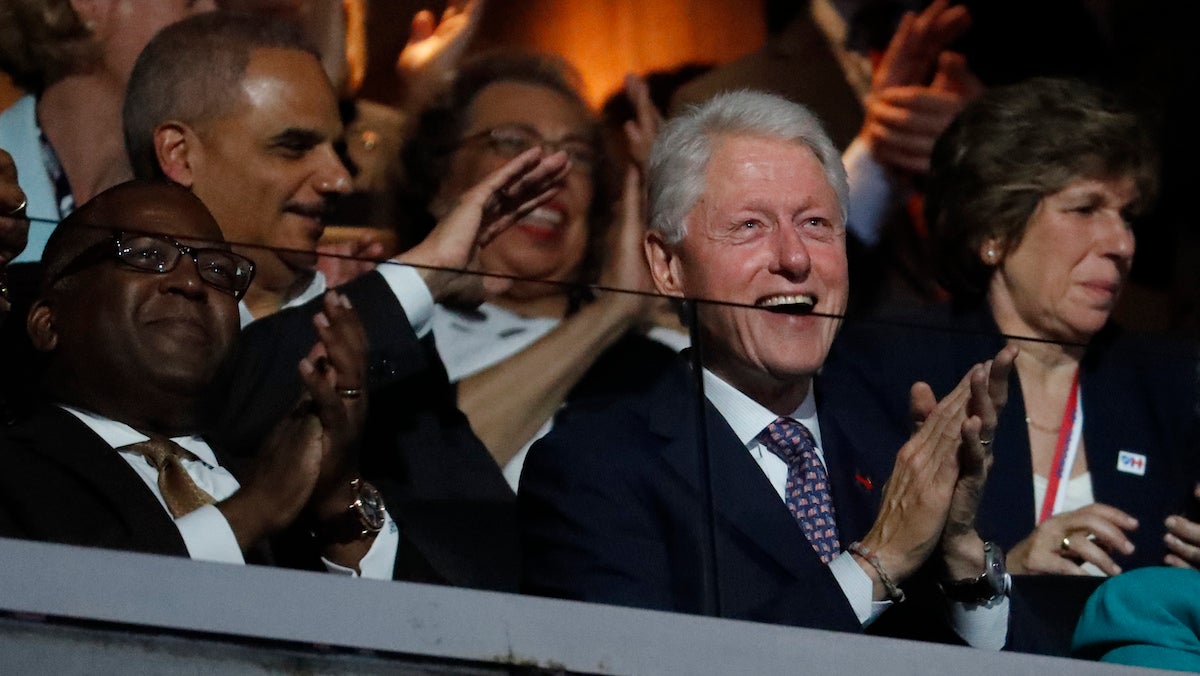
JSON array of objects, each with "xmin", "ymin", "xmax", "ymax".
[
  {"xmin": 948, "ymin": 596, "xmax": 1010, "ymax": 651},
  {"xmin": 177, "ymin": 504, "xmax": 246, "ymax": 565},
  {"xmin": 843, "ymin": 137, "xmax": 896, "ymax": 248},
  {"xmin": 322, "ymin": 509, "xmax": 400, "ymax": 579},
  {"xmin": 829, "ymin": 550, "xmax": 890, "ymax": 626},
  {"xmin": 377, "ymin": 263, "xmax": 435, "ymax": 338}
]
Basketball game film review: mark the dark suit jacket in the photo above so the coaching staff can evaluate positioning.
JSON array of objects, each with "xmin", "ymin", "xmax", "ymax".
[
  {"xmin": 0, "ymin": 406, "xmax": 196, "ymax": 557},
  {"xmin": 824, "ymin": 303, "xmax": 1200, "ymax": 569},
  {"xmin": 207, "ymin": 270, "xmax": 519, "ymax": 591},
  {"xmin": 517, "ymin": 353, "xmax": 967, "ymax": 635}
]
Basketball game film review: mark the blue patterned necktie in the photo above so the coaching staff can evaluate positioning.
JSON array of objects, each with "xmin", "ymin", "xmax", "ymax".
[{"xmin": 761, "ymin": 417, "xmax": 840, "ymax": 563}]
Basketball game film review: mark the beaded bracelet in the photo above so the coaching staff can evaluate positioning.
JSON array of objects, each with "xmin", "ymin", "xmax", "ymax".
[{"xmin": 848, "ymin": 541, "xmax": 906, "ymax": 603}]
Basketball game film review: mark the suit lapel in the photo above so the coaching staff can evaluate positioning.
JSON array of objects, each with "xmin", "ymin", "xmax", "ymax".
[
  {"xmin": 647, "ymin": 366, "xmax": 832, "ymax": 579},
  {"xmin": 812, "ymin": 387, "xmax": 884, "ymax": 546},
  {"xmin": 13, "ymin": 407, "xmax": 188, "ymax": 553}
]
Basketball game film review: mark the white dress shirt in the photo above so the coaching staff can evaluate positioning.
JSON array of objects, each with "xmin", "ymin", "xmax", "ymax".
[
  {"xmin": 701, "ymin": 369, "xmax": 1008, "ymax": 648},
  {"xmin": 61, "ymin": 405, "xmax": 400, "ymax": 579}
]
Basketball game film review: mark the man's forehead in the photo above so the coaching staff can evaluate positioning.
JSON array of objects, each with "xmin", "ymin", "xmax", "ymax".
[{"xmin": 96, "ymin": 187, "xmax": 225, "ymax": 244}]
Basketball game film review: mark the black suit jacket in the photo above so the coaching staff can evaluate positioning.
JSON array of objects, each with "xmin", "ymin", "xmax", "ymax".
[
  {"xmin": 207, "ymin": 270, "xmax": 518, "ymax": 591},
  {"xmin": 0, "ymin": 406, "xmax": 194, "ymax": 557},
  {"xmin": 824, "ymin": 303, "xmax": 1200, "ymax": 568},
  {"xmin": 517, "ymin": 354, "xmax": 970, "ymax": 635}
]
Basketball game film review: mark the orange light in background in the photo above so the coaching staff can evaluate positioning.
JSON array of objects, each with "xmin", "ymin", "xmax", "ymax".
[{"xmin": 474, "ymin": 0, "xmax": 765, "ymax": 109}]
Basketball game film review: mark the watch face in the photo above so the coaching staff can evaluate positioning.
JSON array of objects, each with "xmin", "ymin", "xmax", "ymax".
[{"xmin": 357, "ymin": 482, "xmax": 387, "ymax": 531}]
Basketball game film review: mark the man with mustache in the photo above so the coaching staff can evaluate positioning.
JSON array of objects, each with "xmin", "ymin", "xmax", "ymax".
[{"xmin": 119, "ymin": 11, "xmax": 569, "ymax": 590}]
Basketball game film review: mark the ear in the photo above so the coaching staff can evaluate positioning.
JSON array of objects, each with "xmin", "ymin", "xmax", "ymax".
[
  {"xmin": 644, "ymin": 230, "xmax": 685, "ymax": 298},
  {"xmin": 154, "ymin": 122, "xmax": 199, "ymax": 187},
  {"xmin": 27, "ymin": 301, "xmax": 58, "ymax": 353},
  {"xmin": 978, "ymin": 237, "xmax": 1005, "ymax": 266}
]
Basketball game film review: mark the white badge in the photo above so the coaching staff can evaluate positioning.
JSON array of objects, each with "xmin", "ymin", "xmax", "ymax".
[{"xmin": 1116, "ymin": 450, "xmax": 1147, "ymax": 476}]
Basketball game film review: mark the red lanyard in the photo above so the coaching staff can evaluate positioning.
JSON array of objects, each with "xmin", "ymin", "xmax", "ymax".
[{"xmin": 1037, "ymin": 369, "xmax": 1083, "ymax": 524}]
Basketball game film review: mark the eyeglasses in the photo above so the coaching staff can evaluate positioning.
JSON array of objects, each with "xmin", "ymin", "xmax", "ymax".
[
  {"xmin": 52, "ymin": 231, "xmax": 257, "ymax": 300},
  {"xmin": 459, "ymin": 123, "xmax": 597, "ymax": 174}
]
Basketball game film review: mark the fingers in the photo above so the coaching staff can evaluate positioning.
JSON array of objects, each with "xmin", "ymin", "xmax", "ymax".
[
  {"xmin": 407, "ymin": 9, "xmax": 436, "ymax": 43},
  {"xmin": 1010, "ymin": 505, "xmax": 1138, "ymax": 576},
  {"xmin": 623, "ymin": 72, "xmax": 662, "ymax": 168},
  {"xmin": 314, "ymin": 291, "xmax": 368, "ymax": 390},
  {"xmin": 1165, "ymin": 516, "xmax": 1200, "ymax": 569},
  {"xmin": 930, "ymin": 51, "xmax": 984, "ymax": 99},
  {"xmin": 871, "ymin": 0, "xmax": 971, "ymax": 91},
  {"xmin": 477, "ymin": 149, "xmax": 571, "ymax": 244},
  {"xmin": 908, "ymin": 381, "xmax": 937, "ymax": 431}
]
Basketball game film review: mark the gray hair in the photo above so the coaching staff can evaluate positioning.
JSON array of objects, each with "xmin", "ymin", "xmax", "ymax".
[{"xmin": 647, "ymin": 89, "xmax": 848, "ymax": 244}]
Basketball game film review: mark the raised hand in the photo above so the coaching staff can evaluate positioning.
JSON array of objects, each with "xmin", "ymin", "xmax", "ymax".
[
  {"xmin": 396, "ymin": 0, "xmax": 485, "ymax": 111},
  {"xmin": 621, "ymin": 73, "xmax": 663, "ymax": 171},
  {"xmin": 940, "ymin": 344, "xmax": 1018, "ymax": 579},
  {"xmin": 396, "ymin": 146, "xmax": 570, "ymax": 307},
  {"xmin": 215, "ymin": 291, "xmax": 369, "ymax": 553},
  {"xmin": 0, "ymin": 148, "xmax": 29, "ymax": 314},
  {"xmin": 298, "ymin": 290, "xmax": 369, "ymax": 516}
]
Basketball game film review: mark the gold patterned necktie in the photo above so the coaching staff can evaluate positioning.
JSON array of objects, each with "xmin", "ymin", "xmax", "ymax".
[{"xmin": 120, "ymin": 437, "xmax": 216, "ymax": 518}]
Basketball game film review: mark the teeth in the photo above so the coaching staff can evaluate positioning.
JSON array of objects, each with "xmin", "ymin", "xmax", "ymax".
[
  {"xmin": 524, "ymin": 206, "xmax": 564, "ymax": 227},
  {"xmin": 758, "ymin": 294, "xmax": 815, "ymax": 308}
]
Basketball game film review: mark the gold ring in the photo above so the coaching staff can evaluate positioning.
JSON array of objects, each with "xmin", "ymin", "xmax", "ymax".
[
  {"xmin": 336, "ymin": 387, "xmax": 362, "ymax": 399},
  {"xmin": 1060, "ymin": 536, "xmax": 1071, "ymax": 552}
]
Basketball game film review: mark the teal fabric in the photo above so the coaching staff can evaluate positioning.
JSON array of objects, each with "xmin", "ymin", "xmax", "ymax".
[{"xmin": 1073, "ymin": 567, "xmax": 1200, "ymax": 672}]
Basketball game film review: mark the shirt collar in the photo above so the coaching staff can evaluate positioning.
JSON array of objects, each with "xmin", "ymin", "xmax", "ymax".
[
  {"xmin": 238, "ymin": 270, "xmax": 327, "ymax": 328},
  {"xmin": 701, "ymin": 369, "xmax": 822, "ymax": 450},
  {"xmin": 59, "ymin": 405, "xmax": 219, "ymax": 466}
]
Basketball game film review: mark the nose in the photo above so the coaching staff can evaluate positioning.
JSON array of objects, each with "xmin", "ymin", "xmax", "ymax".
[
  {"xmin": 314, "ymin": 148, "xmax": 353, "ymax": 196},
  {"xmin": 1099, "ymin": 213, "xmax": 1136, "ymax": 268},
  {"xmin": 160, "ymin": 254, "xmax": 208, "ymax": 300},
  {"xmin": 768, "ymin": 224, "xmax": 812, "ymax": 279}
]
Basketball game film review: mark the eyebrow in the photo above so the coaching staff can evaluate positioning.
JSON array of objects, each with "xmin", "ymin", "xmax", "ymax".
[{"xmin": 268, "ymin": 128, "xmax": 327, "ymax": 148}]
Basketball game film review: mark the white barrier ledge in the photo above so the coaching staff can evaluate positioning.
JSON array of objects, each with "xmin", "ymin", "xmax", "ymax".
[{"xmin": 0, "ymin": 537, "xmax": 1171, "ymax": 675}]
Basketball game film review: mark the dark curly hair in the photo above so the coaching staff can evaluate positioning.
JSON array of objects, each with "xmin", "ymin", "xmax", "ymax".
[{"xmin": 398, "ymin": 49, "xmax": 617, "ymax": 313}]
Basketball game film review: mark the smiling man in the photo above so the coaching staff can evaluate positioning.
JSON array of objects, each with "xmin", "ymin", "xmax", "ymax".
[
  {"xmin": 122, "ymin": 11, "xmax": 351, "ymax": 323},
  {"xmin": 118, "ymin": 11, "xmax": 572, "ymax": 592},
  {"xmin": 0, "ymin": 180, "xmax": 401, "ymax": 575},
  {"xmin": 518, "ymin": 90, "xmax": 1024, "ymax": 647}
]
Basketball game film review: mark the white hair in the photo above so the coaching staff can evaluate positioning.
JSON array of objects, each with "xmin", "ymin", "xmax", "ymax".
[{"xmin": 647, "ymin": 89, "xmax": 849, "ymax": 244}]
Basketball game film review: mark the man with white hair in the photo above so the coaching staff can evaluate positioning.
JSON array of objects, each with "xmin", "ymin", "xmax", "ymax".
[{"xmin": 519, "ymin": 90, "xmax": 1021, "ymax": 646}]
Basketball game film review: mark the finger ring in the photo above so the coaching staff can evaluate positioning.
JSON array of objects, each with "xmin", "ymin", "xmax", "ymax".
[
  {"xmin": 5, "ymin": 197, "xmax": 26, "ymax": 218},
  {"xmin": 336, "ymin": 387, "xmax": 362, "ymax": 399},
  {"xmin": 1060, "ymin": 536, "xmax": 1071, "ymax": 552},
  {"xmin": 979, "ymin": 434, "xmax": 994, "ymax": 447}
]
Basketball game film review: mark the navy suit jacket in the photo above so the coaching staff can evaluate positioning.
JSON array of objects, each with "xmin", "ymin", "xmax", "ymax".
[
  {"xmin": 518, "ymin": 354, "xmax": 952, "ymax": 634},
  {"xmin": 824, "ymin": 303, "xmax": 1200, "ymax": 569}
]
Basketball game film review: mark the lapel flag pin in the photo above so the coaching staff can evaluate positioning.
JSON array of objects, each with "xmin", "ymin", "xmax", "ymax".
[{"xmin": 1117, "ymin": 450, "xmax": 1147, "ymax": 476}]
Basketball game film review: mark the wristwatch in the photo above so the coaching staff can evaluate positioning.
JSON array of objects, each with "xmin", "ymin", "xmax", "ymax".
[
  {"xmin": 311, "ymin": 478, "xmax": 387, "ymax": 544},
  {"xmin": 940, "ymin": 541, "xmax": 1012, "ymax": 603}
]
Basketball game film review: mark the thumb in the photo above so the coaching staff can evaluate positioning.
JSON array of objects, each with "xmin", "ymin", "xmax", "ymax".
[
  {"xmin": 408, "ymin": 9, "xmax": 437, "ymax": 43},
  {"xmin": 931, "ymin": 51, "xmax": 983, "ymax": 99}
]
